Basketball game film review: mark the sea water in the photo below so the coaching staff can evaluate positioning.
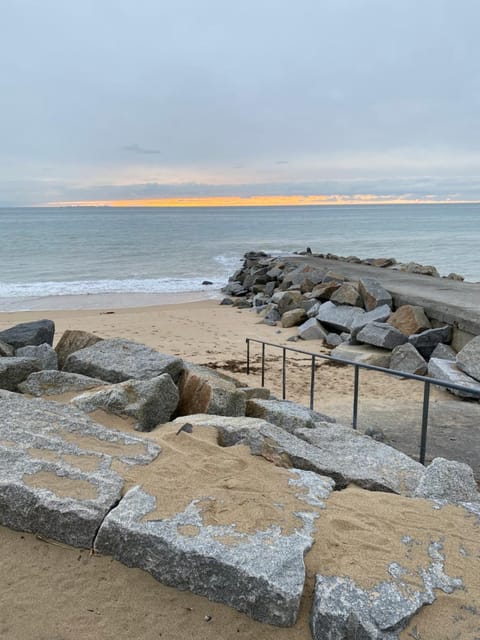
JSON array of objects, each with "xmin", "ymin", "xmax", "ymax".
[{"xmin": 0, "ymin": 203, "xmax": 479, "ymax": 310}]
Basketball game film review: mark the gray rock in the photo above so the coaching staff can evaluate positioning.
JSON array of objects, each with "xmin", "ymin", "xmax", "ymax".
[
  {"xmin": 72, "ymin": 373, "xmax": 179, "ymax": 431},
  {"xmin": 325, "ymin": 333, "xmax": 343, "ymax": 347},
  {"xmin": 246, "ymin": 399, "xmax": 335, "ymax": 433},
  {"xmin": 55, "ymin": 329, "xmax": 104, "ymax": 369},
  {"xmin": 18, "ymin": 370, "xmax": 108, "ymax": 396},
  {"xmin": 0, "ymin": 446, "xmax": 123, "ymax": 549},
  {"xmin": 0, "ymin": 390, "xmax": 160, "ymax": 547},
  {"xmin": 16, "ymin": 343, "xmax": 58, "ymax": 370},
  {"xmin": 358, "ymin": 278, "xmax": 392, "ymax": 311},
  {"xmin": 330, "ymin": 283, "xmax": 362, "ymax": 307},
  {"xmin": 220, "ymin": 297, "xmax": 234, "ymax": 305},
  {"xmin": 456, "ymin": 335, "xmax": 480, "ymax": 383},
  {"xmin": 430, "ymin": 343, "xmax": 456, "ymax": 361},
  {"xmin": 298, "ymin": 318, "xmax": 328, "ymax": 341},
  {"xmin": 350, "ymin": 304, "xmax": 392, "ymax": 338},
  {"xmin": 316, "ymin": 301, "xmax": 365, "ymax": 333},
  {"xmin": 330, "ymin": 344, "xmax": 391, "ymax": 368},
  {"xmin": 311, "ymin": 540, "xmax": 463, "ymax": 639},
  {"xmin": 177, "ymin": 363, "xmax": 246, "ymax": 417},
  {"xmin": 428, "ymin": 358, "xmax": 480, "ymax": 400},
  {"xmin": 0, "ymin": 357, "xmax": 41, "ymax": 391},
  {"xmin": 281, "ymin": 308, "xmax": 307, "ymax": 328},
  {"xmin": 405, "ymin": 262, "xmax": 440, "ymax": 277},
  {"xmin": 177, "ymin": 415, "xmax": 423, "ymax": 496},
  {"xmin": 222, "ymin": 281, "xmax": 249, "ymax": 296},
  {"xmin": 0, "ymin": 340, "xmax": 14, "ymax": 357},
  {"xmin": 414, "ymin": 457, "xmax": 480, "ymax": 504},
  {"xmin": 63, "ymin": 338, "xmax": 184, "ymax": 383},
  {"xmin": 306, "ymin": 301, "xmax": 321, "ymax": 318},
  {"xmin": 390, "ymin": 343, "xmax": 427, "ymax": 376},
  {"xmin": 357, "ymin": 322, "xmax": 408, "ymax": 350},
  {"xmin": 408, "ymin": 325, "xmax": 452, "ymax": 360},
  {"xmin": 0, "ymin": 319, "xmax": 55, "ymax": 349},
  {"xmin": 95, "ymin": 474, "xmax": 333, "ymax": 627}
]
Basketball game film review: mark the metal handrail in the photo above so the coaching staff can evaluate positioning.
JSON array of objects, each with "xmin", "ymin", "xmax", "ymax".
[{"xmin": 245, "ymin": 337, "xmax": 480, "ymax": 465}]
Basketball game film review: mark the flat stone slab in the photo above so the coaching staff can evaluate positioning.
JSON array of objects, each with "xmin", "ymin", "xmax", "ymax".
[
  {"xmin": 95, "ymin": 473, "xmax": 333, "ymax": 627},
  {"xmin": 428, "ymin": 358, "xmax": 480, "ymax": 399},
  {"xmin": 18, "ymin": 370, "xmax": 108, "ymax": 396},
  {"xmin": 357, "ymin": 321, "xmax": 408, "ymax": 350},
  {"xmin": 311, "ymin": 540, "xmax": 464, "ymax": 639},
  {"xmin": 246, "ymin": 398, "xmax": 335, "ymax": 433},
  {"xmin": 0, "ymin": 390, "xmax": 160, "ymax": 547},
  {"xmin": 330, "ymin": 343, "xmax": 391, "ymax": 368},
  {"xmin": 173, "ymin": 415, "xmax": 423, "ymax": 496},
  {"xmin": 63, "ymin": 338, "xmax": 184, "ymax": 383}
]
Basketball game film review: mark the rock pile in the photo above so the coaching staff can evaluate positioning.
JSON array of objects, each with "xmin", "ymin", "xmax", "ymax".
[
  {"xmin": 222, "ymin": 252, "xmax": 480, "ymax": 398},
  {"xmin": 1, "ymin": 317, "xmax": 480, "ymax": 637}
]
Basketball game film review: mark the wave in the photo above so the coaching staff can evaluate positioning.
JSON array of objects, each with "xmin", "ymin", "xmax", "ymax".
[{"xmin": 0, "ymin": 276, "xmax": 227, "ymax": 298}]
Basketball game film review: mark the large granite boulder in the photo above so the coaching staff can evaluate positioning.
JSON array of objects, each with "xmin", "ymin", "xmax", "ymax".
[
  {"xmin": 430, "ymin": 343, "xmax": 456, "ymax": 361},
  {"xmin": 330, "ymin": 344, "xmax": 391, "ymax": 368},
  {"xmin": 63, "ymin": 338, "xmax": 184, "ymax": 383},
  {"xmin": 0, "ymin": 319, "xmax": 55, "ymax": 349},
  {"xmin": 281, "ymin": 308, "xmax": 307, "ymax": 328},
  {"xmin": 175, "ymin": 415, "xmax": 423, "ymax": 496},
  {"xmin": 358, "ymin": 278, "xmax": 392, "ymax": 311},
  {"xmin": 16, "ymin": 343, "xmax": 58, "ymax": 370},
  {"xmin": 456, "ymin": 335, "xmax": 480, "ymax": 383},
  {"xmin": 72, "ymin": 373, "xmax": 179, "ymax": 431},
  {"xmin": 18, "ymin": 370, "xmax": 107, "ymax": 396},
  {"xmin": 55, "ymin": 329, "xmax": 103, "ymax": 369},
  {"xmin": 311, "ymin": 281, "xmax": 341, "ymax": 300},
  {"xmin": 409, "ymin": 325, "xmax": 452, "ymax": 360},
  {"xmin": 414, "ymin": 458, "xmax": 480, "ymax": 504},
  {"xmin": 297, "ymin": 318, "xmax": 328, "ymax": 341},
  {"xmin": 246, "ymin": 399, "xmax": 335, "ymax": 433},
  {"xmin": 350, "ymin": 304, "xmax": 392, "ymax": 338},
  {"xmin": 0, "ymin": 357, "xmax": 42, "ymax": 391},
  {"xmin": 0, "ymin": 390, "xmax": 160, "ymax": 547},
  {"xmin": 276, "ymin": 291, "xmax": 305, "ymax": 315},
  {"xmin": 95, "ymin": 472, "xmax": 333, "ymax": 628},
  {"xmin": 356, "ymin": 322, "xmax": 408, "ymax": 350},
  {"xmin": 330, "ymin": 283, "xmax": 362, "ymax": 307},
  {"xmin": 316, "ymin": 301, "xmax": 365, "ymax": 333},
  {"xmin": 177, "ymin": 364, "xmax": 246, "ymax": 417},
  {"xmin": 387, "ymin": 305, "xmax": 431, "ymax": 335},
  {"xmin": 390, "ymin": 343, "xmax": 427, "ymax": 376},
  {"xmin": 428, "ymin": 358, "xmax": 480, "ymax": 399}
]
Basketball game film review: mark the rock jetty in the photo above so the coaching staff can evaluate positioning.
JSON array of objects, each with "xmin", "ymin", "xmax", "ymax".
[
  {"xmin": 1, "ymin": 318, "xmax": 480, "ymax": 637},
  {"xmin": 222, "ymin": 251, "xmax": 480, "ymax": 400}
]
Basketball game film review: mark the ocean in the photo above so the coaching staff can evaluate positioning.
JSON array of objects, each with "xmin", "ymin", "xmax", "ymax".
[{"xmin": 1, "ymin": 203, "xmax": 479, "ymax": 311}]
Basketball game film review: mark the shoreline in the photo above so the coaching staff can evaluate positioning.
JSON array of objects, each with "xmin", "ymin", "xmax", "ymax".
[{"xmin": 0, "ymin": 288, "xmax": 221, "ymax": 313}]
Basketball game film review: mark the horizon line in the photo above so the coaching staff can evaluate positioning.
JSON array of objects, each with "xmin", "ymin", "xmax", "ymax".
[{"xmin": 39, "ymin": 194, "xmax": 480, "ymax": 208}]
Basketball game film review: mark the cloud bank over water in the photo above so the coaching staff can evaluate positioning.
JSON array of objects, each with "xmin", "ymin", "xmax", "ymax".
[{"xmin": 1, "ymin": 0, "xmax": 480, "ymax": 206}]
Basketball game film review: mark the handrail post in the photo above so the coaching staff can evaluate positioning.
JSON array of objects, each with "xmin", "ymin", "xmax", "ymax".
[
  {"xmin": 420, "ymin": 381, "xmax": 431, "ymax": 465},
  {"xmin": 246, "ymin": 339, "xmax": 250, "ymax": 375},
  {"xmin": 282, "ymin": 347, "xmax": 287, "ymax": 399},
  {"xmin": 310, "ymin": 355, "xmax": 316, "ymax": 410},
  {"xmin": 352, "ymin": 365, "xmax": 359, "ymax": 430},
  {"xmin": 261, "ymin": 342, "xmax": 266, "ymax": 388}
]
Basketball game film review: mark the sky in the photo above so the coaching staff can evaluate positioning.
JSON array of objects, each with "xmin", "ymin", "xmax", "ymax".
[{"xmin": 1, "ymin": 0, "xmax": 480, "ymax": 206}]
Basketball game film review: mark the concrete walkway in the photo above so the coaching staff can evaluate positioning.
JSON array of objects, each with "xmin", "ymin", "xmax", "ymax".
[{"xmin": 287, "ymin": 256, "xmax": 480, "ymax": 341}]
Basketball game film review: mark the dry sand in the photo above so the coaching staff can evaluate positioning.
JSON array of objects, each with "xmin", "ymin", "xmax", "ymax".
[{"xmin": 1, "ymin": 297, "xmax": 480, "ymax": 639}]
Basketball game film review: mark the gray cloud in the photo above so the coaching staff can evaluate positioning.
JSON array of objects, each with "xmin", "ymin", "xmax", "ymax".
[
  {"xmin": 1, "ymin": 0, "xmax": 480, "ymax": 205},
  {"xmin": 122, "ymin": 144, "xmax": 162, "ymax": 155}
]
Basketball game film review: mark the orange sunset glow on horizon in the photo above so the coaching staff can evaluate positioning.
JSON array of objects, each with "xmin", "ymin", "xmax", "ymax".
[{"xmin": 44, "ymin": 194, "xmax": 473, "ymax": 208}]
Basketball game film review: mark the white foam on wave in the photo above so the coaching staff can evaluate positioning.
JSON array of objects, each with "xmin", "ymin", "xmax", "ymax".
[{"xmin": 0, "ymin": 276, "xmax": 226, "ymax": 298}]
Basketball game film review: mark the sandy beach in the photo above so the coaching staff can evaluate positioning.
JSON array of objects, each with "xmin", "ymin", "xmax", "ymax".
[{"xmin": 1, "ymin": 296, "xmax": 480, "ymax": 639}]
